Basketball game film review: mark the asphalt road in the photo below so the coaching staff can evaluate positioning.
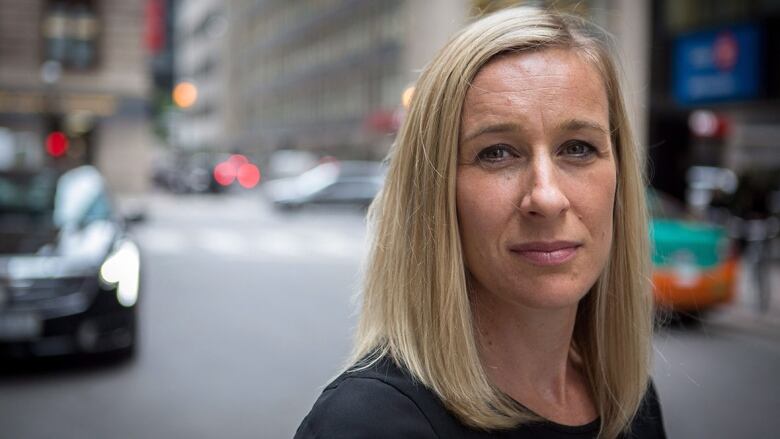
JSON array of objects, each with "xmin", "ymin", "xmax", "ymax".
[{"xmin": 0, "ymin": 192, "xmax": 777, "ymax": 438}]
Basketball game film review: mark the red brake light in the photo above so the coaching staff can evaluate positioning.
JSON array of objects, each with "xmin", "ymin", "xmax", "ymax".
[
  {"xmin": 237, "ymin": 163, "xmax": 260, "ymax": 188},
  {"xmin": 213, "ymin": 161, "xmax": 236, "ymax": 186}
]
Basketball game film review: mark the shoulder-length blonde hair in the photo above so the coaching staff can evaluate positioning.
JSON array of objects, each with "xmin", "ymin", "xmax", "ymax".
[{"xmin": 351, "ymin": 6, "xmax": 653, "ymax": 439}]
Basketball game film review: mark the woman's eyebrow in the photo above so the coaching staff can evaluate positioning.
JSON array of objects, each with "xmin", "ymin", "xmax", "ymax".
[
  {"xmin": 557, "ymin": 118, "xmax": 609, "ymax": 135},
  {"xmin": 462, "ymin": 119, "xmax": 608, "ymax": 143},
  {"xmin": 462, "ymin": 122, "xmax": 524, "ymax": 143}
]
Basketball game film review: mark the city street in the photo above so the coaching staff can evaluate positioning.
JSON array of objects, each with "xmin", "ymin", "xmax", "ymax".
[{"xmin": 0, "ymin": 193, "xmax": 778, "ymax": 438}]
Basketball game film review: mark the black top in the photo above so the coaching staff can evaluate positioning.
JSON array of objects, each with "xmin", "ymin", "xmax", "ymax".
[{"xmin": 295, "ymin": 356, "xmax": 667, "ymax": 439}]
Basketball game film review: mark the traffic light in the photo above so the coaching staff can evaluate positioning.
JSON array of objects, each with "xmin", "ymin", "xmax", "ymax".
[
  {"xmin": 45, "ymin": 131, "xmax": 69, "ymax": 157},
  {"xmin": 43, "ymin": 114, "xmax": 70, "ymax": 160}
]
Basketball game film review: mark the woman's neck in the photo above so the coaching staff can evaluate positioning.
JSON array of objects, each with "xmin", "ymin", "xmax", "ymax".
[{"xmin": 471, "ymin": 285, "xmax": 597, "ymax": 425}]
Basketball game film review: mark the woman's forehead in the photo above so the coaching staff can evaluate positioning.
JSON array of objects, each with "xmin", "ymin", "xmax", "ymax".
[
  {"xmin": 467, "ymin": 49, "xmax": 606, "ymax": 104},
  {"xmin": 461, "ymin": 48, "xmax": 609, "ymax": 135}
]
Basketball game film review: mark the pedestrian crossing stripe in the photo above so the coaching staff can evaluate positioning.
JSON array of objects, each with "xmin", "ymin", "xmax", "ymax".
[{"xmin": 136, "ymin": 227, "xmax": 366, "ymax": 261}]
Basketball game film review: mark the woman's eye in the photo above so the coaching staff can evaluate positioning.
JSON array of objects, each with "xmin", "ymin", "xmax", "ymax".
[
  {"xmin": 562, "ymin": 140, "xmax": 596, "ymax": 158},
  {"xmin": 477, "ymin": 145, "xmax": 513, "ymax": 162}
]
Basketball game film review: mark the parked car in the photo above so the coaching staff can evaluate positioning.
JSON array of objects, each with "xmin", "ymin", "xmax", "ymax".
[
  {"xmin": 263, "ymin": 160, "xmax": 386, "ymax": 209},
  {"xmin": 649, "ymin": 190, "xmax": 737, "ymax": 318},
  {"xmin": 0, "ymin": 165, "xmax": 141, "ymax": 359},
  {"xmin": 265, "ymin": 149, "xmax": 318, "ymax": 180}
]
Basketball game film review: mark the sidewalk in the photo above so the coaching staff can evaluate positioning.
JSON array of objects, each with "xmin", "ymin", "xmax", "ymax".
[{"xmin": 706, "ymin": 255, "xmax": 780, "ymax": 340}]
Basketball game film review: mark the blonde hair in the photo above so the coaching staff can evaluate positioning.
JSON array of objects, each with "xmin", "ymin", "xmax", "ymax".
[{"xmin": 351, "ymin": 7, "xmax": 653, "ymax": 439}]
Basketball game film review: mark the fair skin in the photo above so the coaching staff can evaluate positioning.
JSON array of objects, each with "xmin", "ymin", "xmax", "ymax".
[{"xmin": 456, "ymin": 48, "xmax": 617, "ymax": 426}]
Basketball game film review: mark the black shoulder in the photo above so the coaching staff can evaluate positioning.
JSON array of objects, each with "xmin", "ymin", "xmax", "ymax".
[
  {"xmin": 294, "ymin": 374, "xmax": 439, "ymax": 439},
  {"xmin": 627, "ymin": 380, "xmax": 668, "ymax": 439}
]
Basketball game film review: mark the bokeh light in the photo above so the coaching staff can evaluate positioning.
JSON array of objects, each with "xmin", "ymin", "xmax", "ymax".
[
  {"xmin": 172, "ymin": 81, "xmax": 198, "ymax": 108},
  {"xmin": 401, "ymin": 86, "xmax": 415, "ymax": 109},
  {"xmin": 213, "ymin": 161, "xmax": 236, "ymax": 186},
  {"xmin": 228, "ymin": 154, "xmax": 249, "ymax": 167},
  {"xmin": 45, "ymin": 131, "xmax": 69, "ymax": 157},
  {"xmin": 237, "ymin": 163, "xmax": 261, "ymax": 188}
]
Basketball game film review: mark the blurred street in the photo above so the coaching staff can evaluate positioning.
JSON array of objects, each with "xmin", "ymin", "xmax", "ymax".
[
  {"xmin": 0, "ymin": 193, "xmax": 777, "ymax": 439},
  {"xmin": 0, "ymin": 193, "xmax": 365, "ymax": 439},
  {"xmin": 1, "ymin": 1, "xmax": 779, "ymax": 438}
]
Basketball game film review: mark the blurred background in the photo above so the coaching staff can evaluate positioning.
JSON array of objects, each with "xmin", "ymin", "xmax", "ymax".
[{"xmin": 0, "ymin": 0, "xmax": 778, "ymax": 438}]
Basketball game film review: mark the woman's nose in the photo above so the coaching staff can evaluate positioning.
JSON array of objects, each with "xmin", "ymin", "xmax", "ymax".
[{"xmin": 518, "ymin": 157, "xmax": 570, "ymax": 219}]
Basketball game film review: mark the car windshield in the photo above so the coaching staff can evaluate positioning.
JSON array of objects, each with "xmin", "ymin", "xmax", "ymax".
[
  {"xmin": 0, "ymin": 171, "xmax": 57, "ymax": 228},
  {"xmin": 295, "ymin": 162, "xmax": 340, "ymax": 196},
  {"xmin": 53, "ymin": 165, "xmax": 112, "ymax": 227},
  {"xmin": 0, "ymin": 166, "xmax": 112, "ymax": 230}
]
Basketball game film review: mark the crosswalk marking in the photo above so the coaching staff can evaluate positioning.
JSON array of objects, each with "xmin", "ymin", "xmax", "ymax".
[
  {"xmin": 255, "ymin": 229, "xmax": 307, "ymax": 258},
  {"xmin": 137, "ymin": 228, "xmax": 188, "ymax": 254},
  {"xmin": 137, "ymin": 226, "xmax": 366, "ymax": 261},
  {"xmin": 306, "ymin": 232, "xmax": 363, "ymax": 259},
  {"xmin": 197, "ymin": 229, "xmax": 248, "ymax": 256}
]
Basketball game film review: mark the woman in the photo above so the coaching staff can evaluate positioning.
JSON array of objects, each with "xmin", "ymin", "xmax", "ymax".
[{"xmin": 295, "ymin": 6, "xmax": 666, "ymax": 439}]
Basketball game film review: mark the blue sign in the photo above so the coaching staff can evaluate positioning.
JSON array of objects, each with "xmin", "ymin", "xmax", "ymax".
[{"xmin": 673, "ymin": 24, "xmax": 762, "ymax": 104}]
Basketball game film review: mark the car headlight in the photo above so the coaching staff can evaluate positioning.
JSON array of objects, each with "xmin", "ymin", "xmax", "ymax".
[{"xmin": 99, "ymin": 240, "xmax": 140, "ymax": 307}]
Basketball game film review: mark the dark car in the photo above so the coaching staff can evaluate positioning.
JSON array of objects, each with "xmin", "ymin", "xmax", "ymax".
[
  {"xmin": 0, "ymin": 165, "xmax": 141, "ymax": 359},
  {"xmin": 263, "ymin": 160, "xmax": 386, "ymax": 209}
]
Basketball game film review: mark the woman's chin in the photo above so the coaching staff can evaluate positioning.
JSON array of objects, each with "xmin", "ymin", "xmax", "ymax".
[{"xmin": 475, "ymin": 278, "xmax": 593, "ymax": 312}]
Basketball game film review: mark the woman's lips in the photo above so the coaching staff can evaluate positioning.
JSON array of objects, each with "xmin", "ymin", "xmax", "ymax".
[{"xmin": 509, "ymin": 241, "xmax": 581, "ymax": 266}]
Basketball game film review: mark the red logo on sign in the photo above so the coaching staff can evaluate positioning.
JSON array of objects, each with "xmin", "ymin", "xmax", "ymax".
[{"xmin": 713, "ymin": 31, "xmax": 738, "ymax": 70}]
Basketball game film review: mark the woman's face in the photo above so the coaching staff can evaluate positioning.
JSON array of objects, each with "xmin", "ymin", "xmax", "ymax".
[{"xmin": 456, "ymin": 48, "xmax": 616, "ymax": 310}]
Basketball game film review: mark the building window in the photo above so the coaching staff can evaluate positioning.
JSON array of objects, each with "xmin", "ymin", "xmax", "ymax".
[{"xmin": 42, "ymin": 0, "xmax": 100, "ymax": 70}]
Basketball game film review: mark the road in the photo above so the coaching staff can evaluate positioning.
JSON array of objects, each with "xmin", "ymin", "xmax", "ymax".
[
  {"xmin": 0, "ymin": 192, "xmax": 778, "ymax": 438},
  {"xmin": 653, "ymin": 324, "xmax": 780, "ymax": 438}
]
